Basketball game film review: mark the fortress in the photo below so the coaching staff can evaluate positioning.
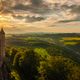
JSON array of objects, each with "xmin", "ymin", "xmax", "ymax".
[{"xmin": 0, "ymin": 28, "xmax": 5, "ymax": 67}]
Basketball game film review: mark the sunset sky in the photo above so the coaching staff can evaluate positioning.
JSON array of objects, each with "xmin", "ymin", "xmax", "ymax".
[{"xmin": 0, "ymin": 0, "xmax": 80, "ymax": 34}]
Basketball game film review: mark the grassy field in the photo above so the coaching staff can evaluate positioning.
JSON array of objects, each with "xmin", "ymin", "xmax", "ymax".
[{"xmin": 6, "ymin": 33, "xmax": 80, "ymax": 51}]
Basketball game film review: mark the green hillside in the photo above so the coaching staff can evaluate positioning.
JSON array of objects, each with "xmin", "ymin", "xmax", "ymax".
[{"xmin": 5, "ymin": 33, "xmax": 80, "ymax": 80}]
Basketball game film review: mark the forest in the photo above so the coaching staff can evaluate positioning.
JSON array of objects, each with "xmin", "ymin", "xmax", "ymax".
[{"xmin": 4, "ymin": 33, "xmax": 80, "ymax": 80}]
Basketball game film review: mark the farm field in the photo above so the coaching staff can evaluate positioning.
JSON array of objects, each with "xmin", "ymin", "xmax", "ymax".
[{"xmin": 6, "ymin": 33, "xmax": 80, "ymax": 52}]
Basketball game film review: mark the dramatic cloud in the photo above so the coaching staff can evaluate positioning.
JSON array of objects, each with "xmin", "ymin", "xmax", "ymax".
[
  {"xmin": 13, "ymin": 15, "xmax": 45, "ymax": 22},
  {"xmin": 30, "ymin": 0, "xmax": 43, "ymax": 6},
  {"xmin": 0, "ymin": 0, "xmax": 80, "ymax": 33},
  {"xmin": 1, "ymin": 0, "xmax": 79, "ymax": 17},
  {"xmin": 25, "ymin": 16, "xmax": 45, "ymax": 22},
  {"xmin": 71, "ymin": 5, "xmax": 80, "ymax": 13}
]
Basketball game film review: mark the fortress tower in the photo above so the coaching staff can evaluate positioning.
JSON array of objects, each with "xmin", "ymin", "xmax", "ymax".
[{"xmin": 0, "ymin": 28, "xmax": 5, "ymax": 67}]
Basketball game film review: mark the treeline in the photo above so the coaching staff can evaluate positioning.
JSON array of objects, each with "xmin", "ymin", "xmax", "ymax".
[{"xmin": 5, "ymin": 47, "xmax": 80, "ymax": 80}]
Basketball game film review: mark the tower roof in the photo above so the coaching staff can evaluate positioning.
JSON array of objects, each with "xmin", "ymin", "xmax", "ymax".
[{"xmin": 0, "ymin": 27, "xmax": 5, "ymax": 34}]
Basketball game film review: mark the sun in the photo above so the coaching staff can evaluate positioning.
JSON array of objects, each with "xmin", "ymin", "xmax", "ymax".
[{"xmin": 0, "ymin": 14, "xmax": 13, "ymax": 28}]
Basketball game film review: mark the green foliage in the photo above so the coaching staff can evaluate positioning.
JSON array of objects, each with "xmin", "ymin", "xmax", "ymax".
[
  {"xmin": 10, "ymin": 70, "xmax": 21, "ymax": 80},
  {"xmin": 5, "ymin": 47, "xmax": 80, "ymax": 80},
  {"xmin": 5, "ymin": 33, "xmax": 80, "ymax": 80},
  {"xmin": 34, "ymin": 48, "xmax": 49, "ymax": 59}
]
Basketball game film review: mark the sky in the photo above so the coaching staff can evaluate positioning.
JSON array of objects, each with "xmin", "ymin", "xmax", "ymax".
[{"xmin": 0, "ymin": 0, "xmax": 80, "ymax": 34}]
